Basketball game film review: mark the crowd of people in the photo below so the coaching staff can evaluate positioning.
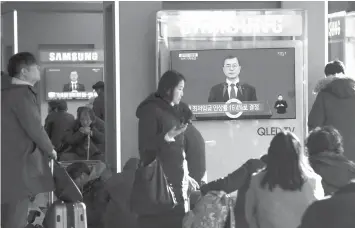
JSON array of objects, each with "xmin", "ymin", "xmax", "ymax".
[{"xmin": 1, "ymin": 51, "xmax": 355, "ymax": 228}]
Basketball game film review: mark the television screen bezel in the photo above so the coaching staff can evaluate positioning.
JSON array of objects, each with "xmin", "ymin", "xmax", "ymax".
[
  {"xmin": 43, "ymin": 65, "xmax": 104, "ymax": 101},
  {"xmin": 168, "ymin": 46, "xmax": 297, "ymax": 120}
]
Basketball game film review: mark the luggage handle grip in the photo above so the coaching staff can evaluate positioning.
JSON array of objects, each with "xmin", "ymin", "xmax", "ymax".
[{"xmin": 48, "ymin": 159, "xmax": 60, "ymax": 205}]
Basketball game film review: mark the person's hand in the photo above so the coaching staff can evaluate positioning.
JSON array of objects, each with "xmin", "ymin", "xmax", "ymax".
[
  {"xmin": 187, "ymin": 176, "xmax": 200, "ymax": 194},
  {"xmin": 79, "ymin": 127, "xmax": 91, "ymax": 135},
  {"xmin": 49, "ymin": 149, "xmax": 57, "ymax": 160},
  {"xmin": 167, "ymin": 123, "xmax": 188, "ymax": 139}
]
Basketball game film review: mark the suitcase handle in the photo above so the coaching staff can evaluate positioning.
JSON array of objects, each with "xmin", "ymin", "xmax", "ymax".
[
  {"xmin": 48, "ymin": 159, "xmax": 58, "ymax": 205},
  {"xmin": 48, "ymin": 159, "xmax": 64, "ymax": 205},
  {"xmin": 48, "ymin": 159, "xmax": 54, "ymax": 205}
]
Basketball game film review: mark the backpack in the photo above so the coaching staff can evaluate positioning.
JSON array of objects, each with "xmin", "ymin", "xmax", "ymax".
[{"xmin": 183, "ymin": 191, "xmax": 236, "ymax": 228}]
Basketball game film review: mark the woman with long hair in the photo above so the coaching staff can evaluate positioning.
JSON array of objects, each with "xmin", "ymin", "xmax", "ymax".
[
  {"xmin": 135, "ymin": 70, "xmax": 198, "ymax": 228},
  {"xmin": 245, "ymin": 131, "xmax": 324, "ymax": 228}
]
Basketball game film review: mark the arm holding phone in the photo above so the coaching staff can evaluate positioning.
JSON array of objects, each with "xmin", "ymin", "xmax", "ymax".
[{"xmin": 165, "ymin": 123, "xmax": 189, "ymax": 142}]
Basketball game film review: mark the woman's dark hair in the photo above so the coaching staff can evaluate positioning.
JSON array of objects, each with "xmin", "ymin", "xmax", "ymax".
[
  {"xmin": 157, "ymin": 70, "xmax": 186, "ymax": 102},
  {"xmin": 261, "ymin": 131, "xmax": 310, "ymax": 191},
  {"xmin": 306, "ymin": 126, "xmax": 344, "ymax": 156}
]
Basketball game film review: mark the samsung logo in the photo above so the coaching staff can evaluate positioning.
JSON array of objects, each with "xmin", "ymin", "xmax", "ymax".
[{"xmin": 48, "ymin": 52, "xmax": 99, "ymax": 62}]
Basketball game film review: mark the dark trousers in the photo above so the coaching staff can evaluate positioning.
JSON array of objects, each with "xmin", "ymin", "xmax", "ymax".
[
  {"xmin": 1, "ymin": 197, "xmax": 30, "ymax": 228},
  {"xmin": 137, "ymin": 204, "xmax": 185, "ymax": 228}
]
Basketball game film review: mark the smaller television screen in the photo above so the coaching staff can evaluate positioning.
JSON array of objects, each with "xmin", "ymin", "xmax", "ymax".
[{"xmin": 45, "ymin": 66, "xmax": 103, "ymax": 100}]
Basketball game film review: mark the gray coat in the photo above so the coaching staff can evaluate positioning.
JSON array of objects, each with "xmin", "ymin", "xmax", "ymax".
[{"xmin": 1, "ymin": 75, "xmax": 54, "ymax": 203}]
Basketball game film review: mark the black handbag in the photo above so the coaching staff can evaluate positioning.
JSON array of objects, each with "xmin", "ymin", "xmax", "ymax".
[
  {"xmin": 52, "ymin": 160, "xmax": 83, "ymax": 203},
  {"xmin": 130, "ymin": 158, "xmax": 177, "ymax": 215}
]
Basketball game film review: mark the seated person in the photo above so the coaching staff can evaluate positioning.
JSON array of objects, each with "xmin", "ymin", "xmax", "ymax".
[
  {"xmin": 104, "ymin": 157, "xmax": 140, "ymax": 228},
  {"xmin": 245, "ymin": 132, "xmax": 324, "ymax": 228},
  {"xmin": 306, "ymin": 126, "xmax": 355, "ymax": 196},
  {"xmin": 44, "ymin": 100, "xmax": 75, "ymax": 155},
  {"xmin": 298, "ymin": 179, "xmax": 355, "ymax": 228},
  {"xmin": 66, "ymin": 161, "xmax": 111, "ymax": 228},
  {"xmin": 200, "ymin": 156, "xmax": 267, "ymax": 228},
  {"xmin": 61, "ymin": 107, "xmax": 105, "ymax": 161}
]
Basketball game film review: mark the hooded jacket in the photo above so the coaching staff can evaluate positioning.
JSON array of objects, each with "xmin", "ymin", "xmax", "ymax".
[
  {"xmin": 136, "ymin": 93, "xmax": 186, "ymax": 201},
  {"xmin": 308, "ymin": 77, "xmax": 355, "ymax": 162},
  {"xmin": 1, "ymin": 75, "xmax": 54, "ymax": 203},
  {"xmin": 309, "ymin": 152, "xmax": 355, "ymax": 196}
]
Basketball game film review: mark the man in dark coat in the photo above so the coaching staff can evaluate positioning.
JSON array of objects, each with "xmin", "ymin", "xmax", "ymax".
[
  {"xmin": 299, "ymin": 179, "xmax": 355, "ymax": 228},
  {"xmin": 308, "ymin": 60, "xmax": 355, "ymax": 162},
  {"xmin": 208, "ymin": 56, "xmax": 257, "ymax": 102},
  {"xmin": 1, "ymin": 52, "xmax": 57, "ymax": 228},
  {"xmin": 92, "ymin": 81, "xmax": 105, "ymax": 120},
  {"xmin": 62, "ymin": 71, "xmax": 86, "ymax": 92},
  {"xmin": 44, "ymin": 100, "xmax": 75, "ymax": 151}
]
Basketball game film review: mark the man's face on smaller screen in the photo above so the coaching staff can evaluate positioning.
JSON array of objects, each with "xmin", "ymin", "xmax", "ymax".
[
  {"xmin": 223, "ymin": 57, "xmax": 241, "ymax": 79},
  {"xmin": 70, "ymin": 72, "xmax": 78, "ymax": 82},
  {"xmin": 278, "ymin": 95, "xmax": 283, "ymax": 100}
]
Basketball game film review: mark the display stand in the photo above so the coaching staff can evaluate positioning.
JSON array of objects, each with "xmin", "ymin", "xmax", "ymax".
[{"xmin": 156, "ymin": 10, "xmax": 308, "ymax": 181}]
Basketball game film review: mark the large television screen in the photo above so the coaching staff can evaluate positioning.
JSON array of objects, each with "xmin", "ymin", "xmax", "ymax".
[
  {"xmin": 45, "ymin": 66, "xmax": 103, "ymax": 100},
  {"xmin": 170, "ymin": 48, "xmax": 296, "ymax": 120}
]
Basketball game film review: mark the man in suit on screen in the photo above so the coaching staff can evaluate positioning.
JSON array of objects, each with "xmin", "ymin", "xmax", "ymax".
[
  {"xmin": 63, "ymin": 71, "xmax": 86, "ymax": 92},
  {"xmin": 208, "ymin": 56, "xmax": 257, "ymax": 102}
]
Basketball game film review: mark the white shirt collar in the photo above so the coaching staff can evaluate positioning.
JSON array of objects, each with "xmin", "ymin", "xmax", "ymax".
[
  {"xmin": 12, "ymin": 77, "xmax": 34, "ymax": 87},
  {"xmin": 226, "ymin": 78, "xmax": 239, "ymax": 86}
]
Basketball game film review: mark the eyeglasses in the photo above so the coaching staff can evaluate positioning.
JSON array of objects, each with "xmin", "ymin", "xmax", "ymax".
[{"xmin": 224, "ymin": 64, "xmax": 239, "ymax": 69}]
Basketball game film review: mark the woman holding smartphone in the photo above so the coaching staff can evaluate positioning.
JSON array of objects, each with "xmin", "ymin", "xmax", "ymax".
[{"xmin": 135, "ymin": 70, "xmax": 198, "ymax": 228}]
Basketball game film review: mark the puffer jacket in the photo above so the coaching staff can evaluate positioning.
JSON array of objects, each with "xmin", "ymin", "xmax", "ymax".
[{"xmin": 309, "ymin": 76, "xmax": 355, "ymax": 162}]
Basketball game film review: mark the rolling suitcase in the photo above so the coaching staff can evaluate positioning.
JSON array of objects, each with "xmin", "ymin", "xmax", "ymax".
[{"xmin": 42, "ymin": 160, "xmax": 88, "ymax": 228}]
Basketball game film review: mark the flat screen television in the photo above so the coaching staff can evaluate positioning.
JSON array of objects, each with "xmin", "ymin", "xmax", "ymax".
[
  {"xmin": 44, "ymin": 66, "xmax": 103, "ymax": 100},
  {"xmin": 170, "ymin": 48, "xmax": 296, "ymax": 120}
]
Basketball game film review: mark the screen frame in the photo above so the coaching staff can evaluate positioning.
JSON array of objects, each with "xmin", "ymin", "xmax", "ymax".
[
  {"xmin": 168, "ymin": 46, "xmax": 297, "ymax": 120},
  {"xmin": 43, "ymin": 64, "xmax": 104, "ymax": 101},
  {"xmin": 157, "ymin": 41, "xmax": 305, "ymax": 121}
]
